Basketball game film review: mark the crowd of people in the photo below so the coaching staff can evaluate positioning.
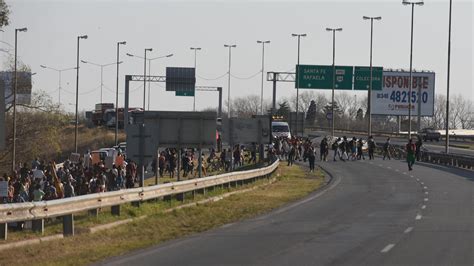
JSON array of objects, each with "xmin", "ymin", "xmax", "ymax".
[
  {"xmin": 268, "ymin": 135, "xmax": 424, "ymax": 172},
  {"xmin": 0, "ymin": 144, "xmax": 263, "ymax": 204},
  {"xmin": 0, "ymin": 134, "xmax": 423, "ymax": 204}
]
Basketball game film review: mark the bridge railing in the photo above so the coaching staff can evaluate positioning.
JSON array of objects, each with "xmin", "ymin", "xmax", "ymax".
[{"xmin": 0, "ymin": 160, "xmax": 279, "ymax": 240}]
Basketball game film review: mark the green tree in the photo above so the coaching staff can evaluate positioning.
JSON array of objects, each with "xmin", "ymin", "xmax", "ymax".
[
  {"xmin": 0, "ymin": 0, "xmax": 10, "ymax": 29},
  {"xmin": 276, "ymin": 101, "xmax": 290, "ymax": 119},
  {"xmin": 305, "ymin": 100, "xmax": 317, "ymax": 125}
]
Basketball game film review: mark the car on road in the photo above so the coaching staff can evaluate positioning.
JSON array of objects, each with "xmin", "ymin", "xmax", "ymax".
[{"xmin": 419, "ymin": 128, "xmax": 441, "ymax": 142}]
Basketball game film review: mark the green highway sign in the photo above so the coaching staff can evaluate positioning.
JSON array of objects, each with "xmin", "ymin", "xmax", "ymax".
[
  {"xmin": 175, "ymin": 91, "xmax": 195, "ymax": 97},
  {"xmin": 354, "ymin": 66, "xmax": 383, "ymax": 90},
  {"xmin": 296, "ymin": 65, "xmax": 353, "ymax": 90}
]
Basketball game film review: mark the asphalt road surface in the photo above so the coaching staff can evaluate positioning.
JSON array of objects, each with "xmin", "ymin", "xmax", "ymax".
[{"xmin": 100, "ymin": 156, "xmax": 474, "ymax": 266}]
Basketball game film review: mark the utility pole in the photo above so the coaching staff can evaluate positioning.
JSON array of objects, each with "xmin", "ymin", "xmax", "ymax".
[
  {"xmin": 224, "ymin": 44, "xmax": 236, "ymax": 118},
  {"xmin": 115, "ymin": 41, "xmax": 126, "ymax": 146},
  {"xmin": 326, "ymin": 28, "xmax": 342, "ymax": 138},
  {"xmin": 257, "ymin": 40, "xmax": 270, "ymax": 115},
  {"xmin": 445, "ymin": 0, "xmax": 452, "ymax": 153},
  {"xmin": 292, "ymin": 33, "xmax": 306, "ymax": 136},
  {"xmin": 363, "ymin": 16, "xmax": 382, "ymax": 138},
  {"xmin": 190, "ymin": 47, "xmax": 202, "ymax": 111}
]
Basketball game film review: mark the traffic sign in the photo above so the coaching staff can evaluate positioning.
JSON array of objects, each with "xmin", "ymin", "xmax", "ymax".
[
  {"xmin": 354, "ymin": 66, "xmax": 383, "ymax": 90},
  {"xmin": 166, "ymin": 67, "xmax": 196, "ymax": 92},
  {"xmin": 296, "ymin": 65, "xmax": 353, "ymax": 90},
  {"xmin": 175, "ymin": 91, "xmax": 195, "ymax": 97}
]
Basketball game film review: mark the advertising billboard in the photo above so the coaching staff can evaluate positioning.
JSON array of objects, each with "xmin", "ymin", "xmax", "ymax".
[
  {"xmin": 371, "ymin": 71, "xmax": 435, "ymax": 116},
  {"xmin": 1, "ymin": 71, "xmax": 32, "ymax": 105}
]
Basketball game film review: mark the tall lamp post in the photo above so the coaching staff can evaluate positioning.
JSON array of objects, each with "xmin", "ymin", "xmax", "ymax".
[
  {"xmin": 326, "ymin": 28, "xmax": 342, "ymax": 138},
  {"xmin": 363, "ymin": 16, "xmax": 382, "ymax": 138},
  {"xmin": 292, "ymin": 33, "xmax": 306, "ymax": 137},
  {"xmin": 403, "ymin": 0, "xmax": 424, "ymax": 140},
  {"xmin": 80, "ymin": 60, "xmax": 121, "ymax": 103},
  {"xmin": 115, "ymin": 41, "xmax": 126, "ymax": 146},
  {"xmin": 11, "ymin": 27, "xmax": 27, "ymax": 173},
  {"xmin": 39, "ymin": 65, "xmax": 76, "ymax": 105},
  {"xmin": 257, "ymin": 40, "xmax": 270, "ymax": 115},
  {"xmin": 74, "ymin": 35, "xmax": 88, "ymax": 153},
  {"xmin": 224, "ymin": 44, "xmax": 237, "ymax": 118},
  {"xmin": 143, "ymin": 48, "xmax": 153, "ymax": 110},
  {"xmin": 190, "ymin": 47, "xmax": 201, "ymax": 111},
  {"xmin": 126, "ymin": 52, "xmax": 173, "ymax": 110},
  {"xmin": 445, "ymin": 0, "xmax": 452, "ymax": 154}
]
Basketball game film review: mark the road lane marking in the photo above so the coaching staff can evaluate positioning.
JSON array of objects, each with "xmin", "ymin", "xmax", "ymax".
[
  {"xmin": 395, "ymin": 169, "xmax": 399, "ymax": 172},
  {"xmin": 420, "ymin": 182, "xmax": 424, "ymax": 185},
  {"xmin": 416, "ymin": 214, "xmax": 422, "ymax": 220},
  {"xmin": 381, "ymin": 244, "xmax": 395, "ymax": 253},
  {"xmin": 424, "ymin": 186, "xmax": 428, "ymax": 190},
  {"xmin": 416, "ymin": 178, "xmax": 420, "ymax": 182},
  {"xmin": 410, "ymin": 175, "xmax": 414, "ymax": 178},
  {"xmin": 404, "ymin": 227, "xmax": 414, "ymax": 234},
  {"xmin": 424, "ymin": 191, "xmax": 429, "ymax": 195},
  {"xmin": 424, "ymin": 198, "xmax": 429, "ymax": 202},
  {"xmin": 402, "ymin": 172, "xmax": 407, "ymax": 175},
  {"xmin": 387, "ymin": 166, "xmax": 392, "ymax": 169},
  {"xmin": 379, "ymin": 164, "xmax": 383, "ymax": 167},
  {"xmin": 421, "ymin": 205, "xmax": 426, "ymax": 209}
]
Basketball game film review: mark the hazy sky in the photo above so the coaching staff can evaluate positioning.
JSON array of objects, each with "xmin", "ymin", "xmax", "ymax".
[{"xmin": 1, "ymin": 0, "xmax": 472, "ymax": 113}]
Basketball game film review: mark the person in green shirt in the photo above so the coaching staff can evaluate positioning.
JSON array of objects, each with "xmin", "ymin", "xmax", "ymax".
[{"xmin": 33, "ymin": 184, "xmax": 45, "ymax": 201}]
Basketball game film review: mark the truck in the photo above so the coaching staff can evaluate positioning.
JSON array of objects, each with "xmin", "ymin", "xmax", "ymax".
[
  {"xmin": 271, "ymin": 121, "xmax": 291, "ymax": 139},
  {"xmin": 91, "ymin": 103, "xmax": 114, "ymax": 126},
  {"xmin": 418, "ymin": 128, "xmax": 441, "ymax": 142}
]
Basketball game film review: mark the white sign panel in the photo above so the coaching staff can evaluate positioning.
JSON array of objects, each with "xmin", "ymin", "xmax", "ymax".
[{"xmin": 371, "ymin": 71, "xmax": 435, "ymax": 116}]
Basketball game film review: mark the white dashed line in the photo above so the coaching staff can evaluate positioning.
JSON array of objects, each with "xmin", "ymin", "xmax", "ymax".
[
  {"xmin": 404, "ymin": 227, "xmax": 414, "ymax": 234},
  {"xmin": 387, "ymin": 166, "xmax": 392, "ymax": 169},
  {"xmin": 379, "ymin": 164, "xmax": 383, "ymax": 167},
  {"xmin": 424, "ymin": 186, "xmax": 428, "ymax": 190},
  {"xmin": 424, "ymin": 198, "xmax": 429, "ymax": 202},
  {"xmin": 416, "ymin": 214, "xmax": 422, "ymax": 220},
  {"xmin": 410, "ymin": 175, "xmax": 414, "ymax": 178},
  {"xmin": 395, "ymin": 169, "xmax": 399, "ymax": 172},
  {"xmin": 416, "ymin": 178, "xmax": 420, "ymax": 182},
  {"xmin": 402, "ymin": 172, "xmax": 407, "ymax": 175},
  {"xmin": 381, "ymin": 244, "xmax": 395, "ymax": 253},
  {"xmin": 424, "ymin": 191, "xmax": 429, "ymax": 195},
  {"xmin": 421, "ymin": 205, "xmax": 426, "ymax": 209},
  {"xmin": 420, "ymin": 182, "xmax": 424, "ymax": 185}
]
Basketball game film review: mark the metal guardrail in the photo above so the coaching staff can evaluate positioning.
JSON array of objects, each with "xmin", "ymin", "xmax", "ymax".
[
  {"xmin": 0, "ymin": 160, "xmax": 279, "ymax": 240},
  {"xmin": 377, "ymin": 144, "xmax": 473, "ymax": 170}
]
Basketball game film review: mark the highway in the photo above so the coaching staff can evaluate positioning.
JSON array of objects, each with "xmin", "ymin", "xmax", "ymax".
[
  {"xmin": 308, "ymin": 130, "xmax": 474, "ymax": 157},
  {"xmin": 101, "ymin": 157, "xmax": 474, "ymax": 265}
]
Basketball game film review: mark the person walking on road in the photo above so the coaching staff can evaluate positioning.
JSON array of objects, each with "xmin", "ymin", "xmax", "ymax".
[
  {"xmin": 356, "ymin": 139, "xmax": 365, "ymax": 160},
  {"xmin": 415, "ymin": 137, "xmax": 423, "ymax": 161},
  {"xmin": 308, "ymin": 146, "xmax": 316, "ymax": 172},
  {"xmin": 320, "ymin": 137, "xmax": 329, "ymax": 162},
  {"xmin": 332, "ymin": 138, "xmax": 340, "ymax": 162},
  {"xmin": 288, "ymin": 145, "xmax": 296, "ymax": 166},
  {"xmin": 368, "ymin": 136, "xmax": 376, "ymax": 160},
  {"xmin": 383, "ymin": 137, "xmax": 391, "ymax": 160},
  {"xmin": 406, "ymin": 139, "xmax": 416, "ymax": 171}
]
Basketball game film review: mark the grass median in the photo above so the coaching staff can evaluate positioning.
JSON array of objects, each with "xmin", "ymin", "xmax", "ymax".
[{"xmin": 0, "ymin": 163, "xmax": 325, "ymax": 266}]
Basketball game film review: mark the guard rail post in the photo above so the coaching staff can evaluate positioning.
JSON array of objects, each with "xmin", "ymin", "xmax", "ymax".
[
  {"xmin": 111, "ymin": 205, "xmax": 121, "ymax": 216},
  {"xmin": 88, "ymin": 209, "xmax": 99, "ymax": 217},
  {"xmin": 32, "ymin": 219, "xmax": 44, "ymax": 234},
  {"xmin": 0, "ymin": 223, "xmax": 6, "ymax": 240},
  {"xmin": 63, "ymin": 214, "xmax": 74, "ymax": 236}
]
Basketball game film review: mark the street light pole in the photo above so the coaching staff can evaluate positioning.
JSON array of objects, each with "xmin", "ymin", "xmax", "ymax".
[
  {"xmin": 80, "ymin": 60, "xmax": 119, "ymax": 103},
  {"xmin": 257, "ymin": 40, "xmax": 270, "ymax": 115},
  {"xmin": 403, "ymin": 0, "xmax": 424, "ymax": 140},
  {"xmin": 190, "ymin": 47, "xmax": 201, "ymax": 111},
  {"xmin": 115, "ymin": 41, "xmax": 126, "ymax": 146},
  {"xmin": 11, "ymin": 27, "xmax": 27, "ymax": 173},
  {"xmin": 292, "ymin": 34, "xmax": 306, "ymax": 136},
  {"xmin": 74, "ymin": 35, "xmax": 88, "ymax": 153},
  {"xmin": 144, "ymin": 48, "xmax": 152, "ymax": 110},
  {"xmin": 224, "ymin": 44, "xmax": 236, "ymax": 118},
  {"xmin": 40, "ymin": 65, "xmax": 76, "ymax": 105},
  {"xmin": 445, "ymin": 0, "xmax": 452, "ymax": 154},
  {"xmin": 326, "ymin": 28, "xmax": 342, "ymax": 138},
  {"xmin": 363, "ymin": 16, "xmax": 382, "ymax": 138}
]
